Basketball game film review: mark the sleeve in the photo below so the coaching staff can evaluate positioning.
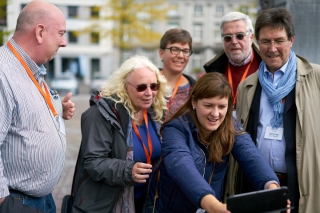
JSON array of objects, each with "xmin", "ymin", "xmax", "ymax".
[
  {"xmin": 80, "ymin": 105, "xmax": 135, "ymax": 187},
  {"xmin": 0, "ymin": 72, "xmax": 13, "ymax": 198},
  {"xmin": 232, "ymin": 121, "xmax": 279, "ymax": 189},
  {"xmin": 161, "ymin": 119, "xmax": 215, "ymax": 207}
]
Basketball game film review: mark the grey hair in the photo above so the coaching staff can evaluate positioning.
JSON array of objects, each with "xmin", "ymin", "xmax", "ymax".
[{"xmin": 220, "ymin": 12, "xmax": 254, "ymax": 35}]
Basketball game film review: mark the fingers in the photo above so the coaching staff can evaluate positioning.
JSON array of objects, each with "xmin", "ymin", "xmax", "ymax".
[
  {"xmin": 62, "ymin": 92, "xmax": 73, "ymax": 103},
  {"xmin": 132, "ymin": 162, "xmax": 152, "ymax": 183}
]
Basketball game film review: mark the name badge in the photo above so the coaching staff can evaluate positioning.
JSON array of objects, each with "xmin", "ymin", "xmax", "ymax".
[
  {"xmin": 59, "ymin": 115, "xmax": 66, "ymax": 136},
  {"xmin": 264, "ymin": 126, "xmax": 283, "ymax": 140},
  {"xmin": 232, "ymin": 110, "xmax": 236, "ymax": 118}
]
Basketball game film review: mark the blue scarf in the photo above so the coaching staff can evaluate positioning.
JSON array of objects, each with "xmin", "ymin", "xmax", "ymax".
[{"xmin": 258, "ymin": 51, "xmax": 297, "ymax": 128}]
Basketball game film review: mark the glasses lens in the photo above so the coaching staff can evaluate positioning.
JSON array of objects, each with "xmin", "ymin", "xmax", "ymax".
[
  {"xmin": 150, "ymin": 83, "xmax": 160, "ymax": 91},
  {"xmin": 136, "ymin": 84, "xmax": 148, "ymax": 92},
  {"xmin": 223, "ymin": 35, "xmax": 232, "ymax": 42},
  {"xmin": 235, "ymin": 33, "xmax": 245, "ymax": 40},
  {"xmin": 170, "ymin": 47, "xmax": 180, "ymax": 54}
]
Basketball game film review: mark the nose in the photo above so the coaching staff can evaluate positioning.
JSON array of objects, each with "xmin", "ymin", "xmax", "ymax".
[
  {"xmin": 231, "ymin": 36, "xmax": 238, "ymax": 44},
  {"xmin": 60, "ymin": 36, "xmax": 67, "ymax": 47},
  {"xmin": 144, "ymin": 87, "xmax": 152, "ymax": 95},
  {"xmin": 177, "ymin": 50, "xmax": 184, "ymax": 57},
  {"xmin": 268, "ymin": 41, "xmax": 277, "ymax": 52},
  {"xmin": 210, "ymin": 107, "xmax": 219, "ymax": 117}
]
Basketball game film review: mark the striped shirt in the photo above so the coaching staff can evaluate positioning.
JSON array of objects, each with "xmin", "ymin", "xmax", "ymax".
[{"xmin": 0, "ymin": 38, "xmax": 66, "ymax": 198}]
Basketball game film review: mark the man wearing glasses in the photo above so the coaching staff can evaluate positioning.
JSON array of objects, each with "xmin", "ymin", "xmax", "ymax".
[
  {"xmin": 204, "ymin": 12, "xmax": 261, "ymax": 111},
  {"xmin": 229, "ymin": 8, "xmax": 320, "ymax": 213}
]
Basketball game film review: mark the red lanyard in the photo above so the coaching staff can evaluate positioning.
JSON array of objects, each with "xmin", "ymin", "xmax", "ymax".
[
  {"xmin": 7, "ymin": 41, "xmax": 57, "ymax": 117},
  {"xmin": 227, "ymin": 53, "xmax": 254, "ymax": 106},
  {"xmin": 132, "ymin": 109, "xmax": 153, "ymax": 164},
  {"xmin": 165, "ymin": 75, "xmax": 183, "ymax": 121}
]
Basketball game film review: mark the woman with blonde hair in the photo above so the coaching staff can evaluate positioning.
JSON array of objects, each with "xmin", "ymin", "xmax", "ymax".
[{"xmin": 72, "ymin": 55, "xmax": 169, "ymax": 213}]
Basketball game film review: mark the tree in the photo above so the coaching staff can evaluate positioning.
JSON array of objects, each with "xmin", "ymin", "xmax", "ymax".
[
  {"xmin": 0, "ymin": 0, "xmax": 9, "ymax": 46},
  {"xmin": 84, "ymin": 0, "xmax": 171, "ymax": 62}
]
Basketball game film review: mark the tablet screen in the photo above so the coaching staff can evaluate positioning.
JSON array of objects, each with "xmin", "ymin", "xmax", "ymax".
[{"xmin": 226, "ymin": 186, "xmax": 289, "ymax": 213}]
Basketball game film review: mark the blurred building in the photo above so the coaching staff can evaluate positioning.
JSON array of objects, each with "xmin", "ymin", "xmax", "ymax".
[
  {"xmin": 6, "ymin": 0, "xmax": 113, "ymax": 84},
  {"xmin": 5, "ymin": 0, "xmax": 257, "ymax": 82}
]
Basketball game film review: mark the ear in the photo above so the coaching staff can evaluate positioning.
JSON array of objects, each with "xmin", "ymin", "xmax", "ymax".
[
  {"xmin": 289, "ymin": 35, "xmax": 295, "ymax": 47},
  {"xmin": 159, "ymin": 49, "xmax": 164, "ymax": 61},
  {"xmin": 36, "ymin": 24, "xmax": 45, "ymax": 44},
  {"xmin": 191, "ymin": 98, "xmax": 196, "ymax": 108}
]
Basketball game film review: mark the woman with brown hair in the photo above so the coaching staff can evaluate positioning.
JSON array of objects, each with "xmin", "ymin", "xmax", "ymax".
[{"xmin": 144, "ymin": 72, "xmax": 282, "ymax": 213}]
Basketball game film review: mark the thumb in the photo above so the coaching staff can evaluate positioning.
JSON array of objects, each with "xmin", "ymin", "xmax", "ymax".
[{"xmin": 62, "ymin": 92, "xmax": 73, "ymax": 103}]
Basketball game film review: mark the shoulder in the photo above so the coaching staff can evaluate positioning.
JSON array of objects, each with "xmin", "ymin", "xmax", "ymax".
[
  {"xmin": 182, "ymin": 73, "xmax": 196, "ymax": 86},
  {"xmin": 238, "ymin": 71, "xmax": 259, "ymax": 89}
]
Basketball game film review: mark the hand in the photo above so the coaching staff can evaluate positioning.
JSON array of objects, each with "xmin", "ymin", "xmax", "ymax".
[
  {"xmin": 132, "ymin": 162, "xmax": 152, "ymax": 183},
  {"xmin": 201, "ymin": 194, "xmax": 231, "ymax": 213},
  {"xmin": 286, "ymin": 199, "xmax": 291, "ymax": 213},
  {"xmin": 62, "ymin": 92, "xmax": 75, "ymax": 120},
  {"xmin": 0, "ymin": 197, "xmax": 4, "ymax": 206}
]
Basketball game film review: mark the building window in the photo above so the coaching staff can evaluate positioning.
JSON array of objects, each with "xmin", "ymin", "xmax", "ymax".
[
  {"xmin": 68, "ymin": 31, "xmax": 78, "ymax": 43},
  {"xmin": 192, "ymin": 52, "xmax": 202, "ymax": 72},
  {"xmin": 91, "ymin": 58, "xmax": 100, "ymax": 75},
  {"xmin": 68, "ymin": 6, "xmax": 78, "ymax": 18},
  {"xmin": 216, "ymin": 5, "xmax": 224, "ymax": 16},
  {"xmin": 167, "ymin": 4, "xmax": 178, "ymax": 17},
  {"xmin": 21, "ymin": 4, "xmax": 27, "ymax": 11},
  {"xmin": 194, "ymin": 4, "xmax": 203, "ymax": 16},
  {"xmin": 91, "ymin": 32, "xmax": 100, "ymax": 44},
  {"xmin": 193, "ymin": 23, "xmax": 203, "ymax": 42},
  {"xmin": 166, "ymin": 22, "xmax": 179, "ymax": 31},
  {"xmin": 91, "ymin": 6, "xmax": 100, "ymax": 18}
]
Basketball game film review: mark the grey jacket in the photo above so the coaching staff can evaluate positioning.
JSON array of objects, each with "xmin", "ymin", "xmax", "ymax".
[{"xmin": 72, "ymin": 93, "xmax": 160, "ymax": 213}]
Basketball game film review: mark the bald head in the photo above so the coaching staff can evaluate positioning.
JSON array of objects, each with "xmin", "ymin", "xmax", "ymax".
[
  {"xmin": 12, "ymin": 0, "xmax": 66, "ymax": 65},
  {"xmin": 15, "ymin": 0, "xmax": 62, "ymax": 33}
]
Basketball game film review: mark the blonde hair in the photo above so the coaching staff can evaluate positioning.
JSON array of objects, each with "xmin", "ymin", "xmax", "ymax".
[{"xmin": 100, "ymin": 55, "xmax": 169, "ymax": 123}]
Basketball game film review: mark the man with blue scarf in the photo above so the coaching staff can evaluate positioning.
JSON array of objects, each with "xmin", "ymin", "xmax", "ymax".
[{"xmin": 225, "ymin": 8, "xmax": 320, "ymax": 213}]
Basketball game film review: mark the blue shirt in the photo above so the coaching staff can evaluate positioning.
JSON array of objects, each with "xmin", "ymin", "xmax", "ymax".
[
  {"xmin": 132, "ymin": 114, "xmax": 161, "ymax": 198},
  {"xmin": 257, "ymin": 61, "xmax": 289, "ymax": 173}
]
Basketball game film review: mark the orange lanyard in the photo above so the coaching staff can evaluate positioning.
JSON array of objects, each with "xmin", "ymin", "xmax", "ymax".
[
  {"xmin": 7, "ymin": 41, "xmax": 57, "ymax": 117},
  {"xmin": 227, "ymin": 53, "xmax": 254, "ymax": 106},
  {"xmin": 132, "ymin": 109, "xmax": 153, "ymax": 164},
  {"xmin": 165, "ymin": 75, "xmax": 183, "ymax": 121}
]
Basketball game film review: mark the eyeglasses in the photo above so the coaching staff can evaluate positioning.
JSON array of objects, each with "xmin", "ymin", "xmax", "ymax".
[
  {"xmin": 165, "ymin": 46, "xmax": 193, "ymax": 57},
  {"xmin": 221, "ymin": 31, "xmax": 250, "ymax": 42},
  {"xmin": 127, "ymin": 82, "xmax": 160, "ymax": 92},
  {"xmin": 258, "ymin": 39, "xmax": 290, "ymax": 48}
]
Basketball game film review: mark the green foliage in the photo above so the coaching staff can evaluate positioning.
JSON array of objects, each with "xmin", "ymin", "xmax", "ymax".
[{"xmin": 84, "ymin": 0, "xmax": 171, "ymax": 49}]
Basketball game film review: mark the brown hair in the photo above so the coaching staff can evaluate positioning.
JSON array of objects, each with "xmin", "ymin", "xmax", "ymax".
[
  {"xmin": 255, "ymin": 8, "xmax": 295, "ymax": 40},
  {"xmin": 161, "ymin": 72, "xmax": 235, "ymax": 163},
  {"xmin": 160, "ymin": 28, "xmax": 192, "ymax": 50}
]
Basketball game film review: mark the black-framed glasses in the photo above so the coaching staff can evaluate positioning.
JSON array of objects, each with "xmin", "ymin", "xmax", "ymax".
[
  {"xmin": 165, "ymin": 46, "xmax": 193, "ymax": 57},
  {"xmin": 127, "ymin": 82, "xmax": 160, "ymax": 92},
  {"xmin": 221, "ymin": 31, "xmax": 250, "ymax": 42}
]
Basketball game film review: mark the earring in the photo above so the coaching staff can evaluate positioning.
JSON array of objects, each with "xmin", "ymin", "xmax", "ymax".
[{"xmin": 192, "ymin": 106, "xmax": 196, "ymax": 110}]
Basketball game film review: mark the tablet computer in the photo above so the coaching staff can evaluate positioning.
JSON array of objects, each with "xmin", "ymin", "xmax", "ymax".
[{"xmin": 226, "ymin": 186, "xmax": 289, "ymax": 213}]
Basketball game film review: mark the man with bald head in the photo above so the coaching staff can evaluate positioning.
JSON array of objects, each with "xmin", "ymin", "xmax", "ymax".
[{"xmin": 0, "ymin": 0, "xmax": 75, "ymax": 212}]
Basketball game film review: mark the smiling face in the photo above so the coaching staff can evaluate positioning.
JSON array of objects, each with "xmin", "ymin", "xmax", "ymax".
[
  {"xmin": 192, "ymin": 96, "xmax": 228, "ymax": 135},
  {"xmin": 258, "ymin": 26, "xmax": 294, "ymax": 74},
  {"xmin": 159, "ymin": 42, "xmax": 190, "ymax": 74},
  {"xmin": 222, "ymin": 20, "xmax": 253, "ymax": 64},
  {"xmin": 126, "ymin": 67, "xmax": 158, "ymax": 111}
]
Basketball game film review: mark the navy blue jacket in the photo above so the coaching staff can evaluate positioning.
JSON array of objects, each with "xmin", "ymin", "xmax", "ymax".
[{"xmin": 149, "ymin": 113, "xmax": 279, "ymax": 213}]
